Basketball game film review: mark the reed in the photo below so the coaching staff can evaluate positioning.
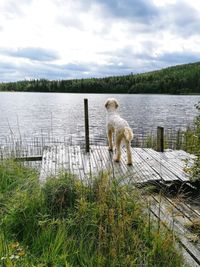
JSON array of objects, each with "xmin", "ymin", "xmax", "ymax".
[{"xmin": 0, "ymin": 126, "xmax": 198, "ymax": 159}]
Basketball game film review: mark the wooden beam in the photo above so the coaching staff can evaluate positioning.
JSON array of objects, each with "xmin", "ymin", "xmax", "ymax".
[
  {"xmin": 84, "ymin": 98, "xmax": 90, "ymax": 153},
  {"xmin": 15, "ymin": 156, "xmax": 42, "ymax": 162},
  {"xmin": 157, "ymin": 126, "xmax": 164, "ymax": 152}
]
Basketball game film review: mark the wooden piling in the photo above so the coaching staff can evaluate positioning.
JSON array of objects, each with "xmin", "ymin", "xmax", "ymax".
[
  {"xmin": 157, "ymin": 126, "xmax": 164, "ymax": 152},
  {"xmin": 84, "ymin": 98, "xmax": 90, "ymax": 153}
]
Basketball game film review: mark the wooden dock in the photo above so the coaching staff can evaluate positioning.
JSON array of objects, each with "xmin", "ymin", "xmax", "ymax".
[{"xmin": 40, "ymin": 145, "xmax": 195, "ymax": 183}]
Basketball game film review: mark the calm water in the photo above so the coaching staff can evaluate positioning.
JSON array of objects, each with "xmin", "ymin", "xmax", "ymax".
[{"xmin": 0, "ymin": 92, "xmax": 199, "ymax": 142}]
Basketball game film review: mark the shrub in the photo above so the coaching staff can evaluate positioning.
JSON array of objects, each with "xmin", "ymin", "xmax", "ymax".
[{"xmin": 191, "ymin": 102, "xmax": 200, "ymax": 181}]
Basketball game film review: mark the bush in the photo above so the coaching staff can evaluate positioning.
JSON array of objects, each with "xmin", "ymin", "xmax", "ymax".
[{"xmin": 191, "ymin": 102, "xmax": 200, "ymax": 181}]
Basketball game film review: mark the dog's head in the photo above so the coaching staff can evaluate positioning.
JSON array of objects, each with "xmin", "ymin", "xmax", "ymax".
[{"xmin": 105, "ymin": 98, "xmax": 119, "ymax": 111}]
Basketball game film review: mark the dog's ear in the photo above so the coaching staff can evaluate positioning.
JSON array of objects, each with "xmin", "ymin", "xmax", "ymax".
[
  {"xmin": 114, "ymin": 100, "xmax": 119, "ymax": 109},
  {"xmin": 105, "ymin": 100, "xmax": 109, "ymax": 108}
]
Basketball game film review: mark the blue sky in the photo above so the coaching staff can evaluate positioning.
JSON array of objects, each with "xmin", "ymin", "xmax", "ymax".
[{"xmin": 0, "ymin": 0, "xmax": 200, "ymax": 82}]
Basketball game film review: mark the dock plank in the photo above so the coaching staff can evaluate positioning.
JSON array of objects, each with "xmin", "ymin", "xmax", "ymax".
[
  {"xmin": 39, "ymin": 145, "xmax": 194, "ymax": 184},
  {"xmin": 143, "ymin": 148, "xmax": 190, "ymax": 181},
  {"xmin": 134, "ymin": 148, "xmax": 186, "ymax": 182}
]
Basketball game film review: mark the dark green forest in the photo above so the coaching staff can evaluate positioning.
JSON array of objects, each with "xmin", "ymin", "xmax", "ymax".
[{"xmin": 1, "ymin": 61, "xmax": 200, "ymax": 94}]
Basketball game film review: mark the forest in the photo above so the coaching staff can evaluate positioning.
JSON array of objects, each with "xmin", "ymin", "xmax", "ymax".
[{"xmin": 0, "ymin": 61, "xmax": 200, "ymax": 94}]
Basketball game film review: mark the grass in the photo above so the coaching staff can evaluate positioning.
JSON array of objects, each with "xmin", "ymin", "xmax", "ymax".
[{"xmin": 0, "ymin": 160, "xmax": 187, "ymax": 267}]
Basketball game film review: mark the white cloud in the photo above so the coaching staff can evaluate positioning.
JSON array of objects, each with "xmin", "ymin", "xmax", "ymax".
[{"xmin": 0, "ymin": 0, "xmax": 200, "ymax": 81}]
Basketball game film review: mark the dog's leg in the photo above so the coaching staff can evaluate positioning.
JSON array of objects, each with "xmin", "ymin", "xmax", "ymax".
[
  {"xmin": 108, "ymin": 129, "xmax": 113, "ymax": 151},
  {"xmin": 125, "ymin": 140, "xmax": 132, "ymax": 165},
  {"xmin": 114, "ymin": 135, "xmax": 122, "ymax": 162}
]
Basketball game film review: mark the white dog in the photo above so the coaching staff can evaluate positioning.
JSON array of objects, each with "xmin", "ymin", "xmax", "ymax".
[{"xmin": 105, "ymin": 98, "xmax": 134, "ymax": 165}]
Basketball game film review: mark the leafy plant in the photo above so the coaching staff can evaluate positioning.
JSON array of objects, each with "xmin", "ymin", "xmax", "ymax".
[{"xmin": 191, "ymin": 102, "xmax": 200, "ymax": 181}]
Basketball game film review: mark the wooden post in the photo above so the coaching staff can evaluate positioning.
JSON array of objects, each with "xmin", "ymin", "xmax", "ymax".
[
  {"xmin": 84, "ymin": 98, "xmax": 90, "ymax": 153},
  {"xmin": 157, "ymin": 126, "xmax": 164, "ymax": 152}
]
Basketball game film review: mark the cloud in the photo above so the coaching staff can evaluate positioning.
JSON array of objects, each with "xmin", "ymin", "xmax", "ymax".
[
  {"xmin": 157, "ymin": 51, "xmax": 200, "ymax": 64},
  {"xmin": 0, "ymin": 47, "xmax": 59, "ymax": 62},
  {"xmin": 94, "ymin": 0, "xmax": 158, "ymax": 23},
  {"xmin": 1, "ymin": 0, "xmax": 200, "ymax": 82},
  {"xmin": 0, "ymin": 60, "xmax": 92, "ymax": 82},
  {"xmin": 0, "ymin": 62, "xmax": 16, "ymax": 74},
  {"xmin": 57, "ymin": 15, "xmax": 84, "ymax": 30},
  {"xmin": 159, "ymin": 1, "xmax": 200, "ymax": 37},
  {"xmin": 0, "ymin": 0, "xmax": 33, "ymax": 18},
  {"xmin": 0, "ymin": 58, "xmax": 134, "ymax": 82},
  {"xmin": 0, "ymin": 55, "xmax": 163, "ymax": 83}
]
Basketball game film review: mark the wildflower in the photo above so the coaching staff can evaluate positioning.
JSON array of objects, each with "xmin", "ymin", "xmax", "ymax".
[
  {"xmin": 10, "ymin": 242, "xmax": 19, "ymax": 249},
  {"xmin": 1, "ymin": 256, "xmax": 6, "ymax": 260},
  {"xmin": 9, "ymin": 254, "xmax": 20, "ymax": 260},
  {"xmin": 18, "ymin": 250, "xmax": 25, "ymax": 257}
]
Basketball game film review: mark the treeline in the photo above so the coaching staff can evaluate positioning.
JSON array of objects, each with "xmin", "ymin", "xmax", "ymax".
[{"xmin": 1, "ymin": 62, "xmax": 200, "ymax": 94}]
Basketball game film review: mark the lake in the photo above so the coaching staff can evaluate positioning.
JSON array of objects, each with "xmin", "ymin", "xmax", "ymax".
[{"xmin": 0, "ymin": 92, "xmax": 199, "ymax": 144}]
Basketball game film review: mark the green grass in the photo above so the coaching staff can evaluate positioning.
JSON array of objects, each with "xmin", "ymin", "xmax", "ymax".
[{"xmin": 0, "ymin": 161, "xmax": 187, "ymax": 266}]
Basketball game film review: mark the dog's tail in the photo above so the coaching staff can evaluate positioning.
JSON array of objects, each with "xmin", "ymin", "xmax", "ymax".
[{"xmin": 124, "ymin": 127, "xmax": 134, "ymax": 142}]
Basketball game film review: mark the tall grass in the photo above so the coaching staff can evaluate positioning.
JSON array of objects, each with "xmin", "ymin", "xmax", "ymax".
[
  {"xmin": 0, "ymin": 125, "xmax": 198, "ymax": 161},
  {"xmin": 0, "ymin": 161, "xmax": 187, "ymax": 266},
  {"xmin": 142, "ymin": 127, "xmax": 198, "ymax": 153}
]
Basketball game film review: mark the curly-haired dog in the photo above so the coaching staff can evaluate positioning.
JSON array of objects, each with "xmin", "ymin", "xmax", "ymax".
[{"xmin": 105, "ymin": 98, "xmax": 134, "ymax": 165}]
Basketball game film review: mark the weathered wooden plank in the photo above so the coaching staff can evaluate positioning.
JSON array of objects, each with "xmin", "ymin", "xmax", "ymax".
[
  {"xmin": 153, "ymin": 149, "xmax": 194, "ymax": 181},
  {"xmin": 39, "ymin": 145, "xmax": 193, "ymax": 184},
  {"xmin": 78, "ymin": 146, "xmax": 89, "ymax": 180},
  {"xmin": 143, "ymin": 148, "xmax": 190, "ymax": 181},
  {"xmin": 79, "ymin": 149, "xmax": 93, "ymax": 181},
  {"xmin": 119, "ymin": 148, "xmax": 153, "ymax": 183},
  {"xmin": 171, "ymin": 149, "xmax": 196, "ymax": 159},
  {"xmin": 117, "ymin": 148, "xmax": 137, "ymax": 182},
  {"xmin": 134, "ymin": 148, "xmax": 184, "ymax": 182},
  {"xmin": 149, "ymin": 196, "xmax": 200, "ymax": 266},
  {"xmin": 95, "ymin": 146, "xmax": 162, "ymax": 184},
  {"xmin": 130, "ymin": 148, "xmax": 162, "ymax": 183},
  {"xmin": 97, "ymin": 146, "xmax": 114, "ymax": 174},
  {"xmin": 133, "ymin": 148, "xmax": 172, "ymax": 182},
  {"xmin": 15, "ymin": 156, "xmax": 42, "ymax": 162},
  {"xmin": 102, "ymin": 145, "xmax": 132, "ymax": 180},
  {"xmin": 164, "ymin": 150, "xmax": 195, "ymax": 170},
  {"xmin": 75, "ymin": 146, "xmax": 87, "ymax": 181},
  {"xmin": 90, "ymin": 145, "xmax": 108, "ymax": 172},
  {"xmin": 63, "ymin": 144, "xmax": 70, "ymax": 172}
]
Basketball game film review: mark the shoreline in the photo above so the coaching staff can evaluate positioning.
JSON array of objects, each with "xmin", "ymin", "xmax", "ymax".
[{"xmin": 0, "ymin": 90, "xmax": 200, "ymax": 95}]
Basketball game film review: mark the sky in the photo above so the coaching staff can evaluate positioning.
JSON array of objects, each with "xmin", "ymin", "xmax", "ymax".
[{"xmin": 0, "ymin": 0, "xmax": 200, "ymax": 82}]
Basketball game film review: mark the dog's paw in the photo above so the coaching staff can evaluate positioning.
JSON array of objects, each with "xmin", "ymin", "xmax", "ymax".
[
  {"xmin": 114, "ymin": 157, "xmax": 120, "ymax": 162},
  {"xmin": 127, "ymin": 161, "xmax": 132, "ymax": 166},
  {"xmin": 108, "ymin": 147, "xmax": 113, "ymax": 152}
]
